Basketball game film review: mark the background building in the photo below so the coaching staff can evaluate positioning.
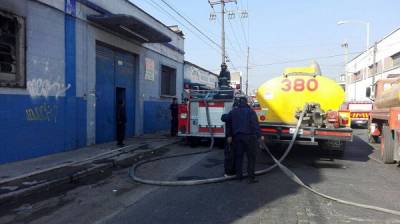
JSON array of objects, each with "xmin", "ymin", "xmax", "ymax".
[
  {"xmin": 0, "ymin": 0, "xmax": 184, "ymax": 164},
  {"xmin": 345, "ymin": 28, "xmax": 400, "ymax": 101},
  {"xmin": 230, "ymin": 71, "xmax": 242, "ymax": 89},
  {"xmin": 183, "ymin": 61, "xmax": 218, "ymax": 89}
]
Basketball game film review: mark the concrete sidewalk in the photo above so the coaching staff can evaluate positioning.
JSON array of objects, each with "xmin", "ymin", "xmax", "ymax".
[{"xmin": 0, "ymin": 133, "xmax": 179, "ymax": 209}]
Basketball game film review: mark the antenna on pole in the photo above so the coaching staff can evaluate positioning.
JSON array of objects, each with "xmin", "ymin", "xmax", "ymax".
[{"xmin": 246, "ymin": 46, "xmax": 249, "ymax": 95}]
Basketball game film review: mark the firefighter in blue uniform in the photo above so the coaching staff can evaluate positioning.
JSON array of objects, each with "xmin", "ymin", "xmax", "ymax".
[
  {"xmin": 225, "ymin": 97, "xmax": 264, "ymax": 183},
  {"xmin": 170, "ymin": 98, "xmax": 179, "ymax": 136},
  {"xmin": 116, "ymin": 100, "xmax": 126, "ymax": 147},
  {"xmin": 221, "ymin": 98, "xmax": 239, "ymax": 176}
]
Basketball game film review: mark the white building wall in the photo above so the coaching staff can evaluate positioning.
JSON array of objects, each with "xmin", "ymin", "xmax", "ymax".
[
  {"xmin": 183, "ymin": 62, "xmax": 218, "ymax": 89},
  {"xmin": 346, "ymin": 28, "xmax": 400, "ymax": 101}
]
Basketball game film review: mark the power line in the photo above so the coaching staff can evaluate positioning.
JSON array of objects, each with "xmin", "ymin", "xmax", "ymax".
[
  {"xmin": 209, "ymin": 6, "xmax": 244, "ymax": 70},
  {"xmin": 223, "ymin": 51, "xmax": 364, "ymax": 70},
  {"xmin": 251, "ymin": 51, "xmax": 363, "ymax": 68},
  {"xmin": 213, "ymin": 9, "xmax": 244, "ymax": 60},
  {"xmin": 144, "ymin": 0, "xmax": 221, "ymax": 55},
  {"xmin": 227, "ymin": 18, "xmax": 245, "ymax": 55},
  {"xmin": 236, "ymin": 1, "xmax": 248, "ymax": 46},
  {"xmin": 158, "ymin": 0, "xmax": 239, "ymax": 71},
  {"xmin": 159, "ymin": 0, "xmax": 221, "ymax": 49}
]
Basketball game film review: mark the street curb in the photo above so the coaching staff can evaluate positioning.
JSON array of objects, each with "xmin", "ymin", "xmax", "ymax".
[{"xmin": 0, "ymin": 140, "xmax": 179, "ymax": 210}]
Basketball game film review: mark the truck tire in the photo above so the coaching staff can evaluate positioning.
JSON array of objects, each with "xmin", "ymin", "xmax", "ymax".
[
  {"xmin": 394, "ymin": 131, "xmax": 400, "ymax": 163},
  {"xmin": 319, "ymin": 140, "xmax": 345, "ymax": 157},
  {"xmin": 381, "ymin": 125, "xmax": 395, "ymax": 164}
]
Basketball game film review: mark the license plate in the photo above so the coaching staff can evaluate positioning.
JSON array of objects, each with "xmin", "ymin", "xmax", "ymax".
[{"xmin": 289, "ymin": 128, "xmax": 303, "ymax": 135}]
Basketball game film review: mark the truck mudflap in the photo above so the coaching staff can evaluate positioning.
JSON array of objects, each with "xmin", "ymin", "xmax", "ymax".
[{"xmin": 260, "ymin": 124, "xmax": 353, "ymax": 142}]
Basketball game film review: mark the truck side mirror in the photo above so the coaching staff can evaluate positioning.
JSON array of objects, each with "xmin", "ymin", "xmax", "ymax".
[{"xmin": 366, "ymin": 87, "xmax": 371, "ymax": 98}]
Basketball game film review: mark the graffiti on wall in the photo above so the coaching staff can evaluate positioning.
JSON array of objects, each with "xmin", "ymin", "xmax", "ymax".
[
  {"xmin": 26, "ymin": 103, "xmax": 58, "ymax": 122},
  {"xmin": 27, "ymin": 79, "xmax": 71, "ymax": 98}
]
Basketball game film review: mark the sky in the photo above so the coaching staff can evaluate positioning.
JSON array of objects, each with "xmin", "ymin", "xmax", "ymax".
[{"xmin": 130, "ymin": 0, "xmax": 400, "ymax": 92}]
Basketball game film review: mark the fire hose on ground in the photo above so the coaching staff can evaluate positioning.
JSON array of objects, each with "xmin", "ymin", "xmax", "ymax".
[{"xmin": 128, "ymin": 103, "xmax": 400, "ymax": 217}]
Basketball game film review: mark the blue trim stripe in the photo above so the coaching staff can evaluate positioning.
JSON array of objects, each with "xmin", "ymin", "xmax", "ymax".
[{"xmin": 65, "ymin": 0, "xmax": 76, "ymax": 97}]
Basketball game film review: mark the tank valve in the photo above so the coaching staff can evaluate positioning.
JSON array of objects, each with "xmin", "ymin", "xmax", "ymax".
[{"xmin": 295, "ymin": 103, "xmax": 325, "ymax": 128}]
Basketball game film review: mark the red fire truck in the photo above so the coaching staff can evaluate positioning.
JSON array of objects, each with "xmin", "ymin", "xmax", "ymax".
[
  {"xmin": 342, "ymin": 101, "xmax": 372, "ymax": 128},
  {"xmin": 177, "ymin": 89, "xmax": 238, "ymax": 144}
]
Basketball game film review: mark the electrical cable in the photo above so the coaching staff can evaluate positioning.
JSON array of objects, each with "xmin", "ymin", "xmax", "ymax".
[
  {"xmin": 144, "ymin": 0, "xmax": 221, "ymax": 55},
  {"xmin": 156, "ymin": 0, "xmax": 240, "ymax": 70},
  {"xmin": 159, "ymin": 0, "xmax": 221, "ymax": 49}
]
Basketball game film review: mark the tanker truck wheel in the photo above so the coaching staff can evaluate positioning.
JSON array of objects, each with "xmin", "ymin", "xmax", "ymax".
[
  {"xmin": 318, "ymin": 140, "xmax": 345, "ymax": 157},
  {"xmin": 381, "ymin": 125, "xmax": 395, "ymax": 164}
]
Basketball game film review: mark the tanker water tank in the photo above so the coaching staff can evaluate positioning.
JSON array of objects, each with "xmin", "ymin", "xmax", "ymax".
[{"xmin": 256, "ymin": 69, "xmax": 345, "ymax": 125}]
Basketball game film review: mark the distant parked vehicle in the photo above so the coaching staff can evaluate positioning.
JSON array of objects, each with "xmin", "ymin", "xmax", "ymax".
[{"xmin": 342, "ymin": 101, "xmax": 372, "ymax": 128}]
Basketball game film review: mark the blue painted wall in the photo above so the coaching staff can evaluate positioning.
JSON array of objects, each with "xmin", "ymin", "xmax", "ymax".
[
  {"xmin": 0, "ymin": 95, "xmax": 86, "ymax": 164},
  {"xmin": 143, "ymin": 101, "xmax": 171, "ymax": 134},
  {"xmin": 0, "ymin": 0, "xmax": 88, "ymax": 164},
  {"xmin": 0, "ymin": 0, "xmax": 186, "ymax": 164}
]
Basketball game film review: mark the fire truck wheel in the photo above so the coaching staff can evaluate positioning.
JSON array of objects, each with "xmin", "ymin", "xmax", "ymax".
[{"xmin": 381, "ymin": 125, "xmax": 395, "ymax": 164}]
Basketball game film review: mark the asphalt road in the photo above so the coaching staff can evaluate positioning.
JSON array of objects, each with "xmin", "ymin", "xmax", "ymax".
[{"xmin": 2, "ymin": 129, "xmax": 400, "ymax": 224}]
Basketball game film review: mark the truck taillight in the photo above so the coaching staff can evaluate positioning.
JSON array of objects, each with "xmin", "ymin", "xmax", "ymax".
[
  {"xmin": 338, "ymin": 110, "xmax": 351, "ymax": 127},
  {"xmin": 180, "ymin": 113, "xmax": 188, "ymax": 119}
]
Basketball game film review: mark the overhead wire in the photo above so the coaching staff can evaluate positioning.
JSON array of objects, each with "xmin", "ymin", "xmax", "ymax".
[
  {"xmin": 210, "ymin": 6, "xmax": 244, "ymax": 70},
  {"xmin": 158, "ymin": 0, "xmax": 240, "ymax": 70},
  {"xmin": 143, "ymin": 0, "xmax": 221, "ymax": 55},
  {"xmin": 237, "ymin": 0, "xmax": 248, "ymax": 47},
  {"xmin": 209, "ymin": 51, "xmax": 363, "ymax": 71},
  {"xmin": 159, "ymin": 0, "xmax": 221, "ymax": 49},
  {"xmin": 227, "ymin": 18, "xmax": 245, "ymax": 56},
  {"xmin": 250, "ymin": 51, "xmax": 363, "ymax": 68}
]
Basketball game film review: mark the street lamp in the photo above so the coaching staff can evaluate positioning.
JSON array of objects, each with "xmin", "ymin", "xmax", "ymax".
[{"xmin": 337, "ymin": 20, "xmax": 370, "ymax": 50}]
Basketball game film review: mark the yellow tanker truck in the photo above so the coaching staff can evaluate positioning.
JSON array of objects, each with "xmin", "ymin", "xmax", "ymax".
[{"xmin": 255, "ymin": 62, "xmax": 352, "ymax": 154}]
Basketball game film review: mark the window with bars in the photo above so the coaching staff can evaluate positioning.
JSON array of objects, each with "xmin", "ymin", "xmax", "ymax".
[
  {"xmin": 0, "ymin": 10, "xmax": 25, "ymax": 88},
  {"xmin": 160, "ymin": 65, "xmax": 176, "ymax": 97}
]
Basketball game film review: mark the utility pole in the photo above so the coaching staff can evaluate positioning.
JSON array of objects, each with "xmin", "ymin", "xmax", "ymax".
[
  {"xmin": 341, "ymin": 41, "xmax": 349, "ymax": 99},
  {"xmin": 208, "ymin": 0, "xmax": 238, "ymax": 66},
  {"xmin": 221, "ymin": 0, "xmax": 225, "ymax": 64},
  {"xmin": 246, "ymin": 46, "xmax": 249, "ymax": 95},
  {"xmin": 371, "ymin": 41, "xmax": 378, "ymax": 88}
]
